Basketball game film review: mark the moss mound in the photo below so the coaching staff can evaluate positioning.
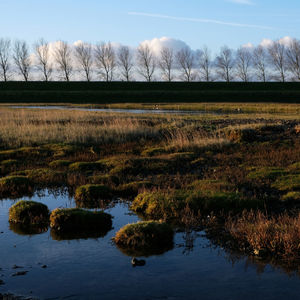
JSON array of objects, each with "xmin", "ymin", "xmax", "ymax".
[
  {"xmin": 49, "ymin": 160, "xmax": 72, "ymax": 169},
  {"xmin": 23, "ymin": 168, "xmax": 66, "ymax": 187},
  {"xmin": 0, "ymin": 175, "xmax": 33, "ymax": 198},
  {"xmin": 9, "ymin": 200, "xmax": 49, "ymax": 225},
  {"xmin": 117, "ymin": 181, "xmax": 153, "ymax": 198},
  {"xmin": 75, "ymin": 184, "xmax": 112, "ymax": 208},
  {"xmin": 69, "ymin": 162, "xmax": 103, "ymax": 173},
  {"xmin": 132, "ymin": 190, "xmax": 261, "ymax": 220},
  {"xmin": 114, "ymin": 221, "xmax": 174, "ymax": 252},
  {"xmin": 50, "ymin": 208, "xmax": 112, "ymax": 232}
]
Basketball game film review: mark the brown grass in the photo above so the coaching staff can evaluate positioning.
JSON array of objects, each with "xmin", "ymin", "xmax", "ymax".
[{"xmin": 225, "ymin": 210, "xmax": 300, "ymax": 259}]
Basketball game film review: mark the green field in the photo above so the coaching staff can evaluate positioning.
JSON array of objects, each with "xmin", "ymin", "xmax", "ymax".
[{"xmin": 1, "ymin": 82, "xmax": 300, "ymax": 103}]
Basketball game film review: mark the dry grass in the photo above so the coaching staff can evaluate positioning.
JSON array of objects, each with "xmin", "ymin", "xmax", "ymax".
[
  {"xmin": 0, "ymin": 107, "xmax": 231, "ymax": 150},
  {"xmin": 226, "ymin": 210, "xmax": 300, "ymax": 259}
]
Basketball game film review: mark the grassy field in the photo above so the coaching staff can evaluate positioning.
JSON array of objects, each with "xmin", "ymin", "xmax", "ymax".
[
  {"xmin": 1, "ymin": 82, "xmax": 300, "ymax": 103},
  {"xmin": 0, "ymin": 104, "xmax": 300, "ymax": 265}
]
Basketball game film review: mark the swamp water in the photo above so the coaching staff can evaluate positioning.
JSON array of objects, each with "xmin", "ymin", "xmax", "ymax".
[{"xmin": 0, "ymin": 190, "xmax": 300, "ymax": 299}]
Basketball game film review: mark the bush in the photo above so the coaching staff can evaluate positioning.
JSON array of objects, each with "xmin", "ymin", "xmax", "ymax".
[
  {"xmin": 0, "ymin": 175, "xmax": 33, "ymax": 198},
  {"xmin": 114, "ymin": 221, "xmax": 174, "ymax": 254},
  {"xmin": 50, "ymin": 208, "xmax": 112, "ymax": 232},
  {"xmin": 74, "ymin": 184, "xmax": 112, "ymax": 208},
  {"xmin": 9, "ymin": 200, "xmax": 49, "ymax": 225}
]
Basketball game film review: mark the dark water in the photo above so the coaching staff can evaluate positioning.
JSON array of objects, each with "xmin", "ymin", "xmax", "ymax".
[
  {"xmin": 0, "ymin": 190, "xmax": 300, "ymax": 300},
  {"xmin": 10, "ymin": 105, "xmax": 226, "ymax": 115}
]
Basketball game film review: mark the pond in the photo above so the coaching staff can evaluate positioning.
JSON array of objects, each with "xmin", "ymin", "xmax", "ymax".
[
  {"xmin": 1, "ymin": 190, "xmax": 300, "ymax": 299},
  {"xmin": 10, "ymin": 105, "xmax": 228, "ymax": 115}
]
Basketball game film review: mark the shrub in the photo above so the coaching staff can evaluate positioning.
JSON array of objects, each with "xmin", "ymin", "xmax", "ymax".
[
  {"xmin": 0, "ymin": 175, "xmax": 33, "ymax": 198},
  {"xmin": 50, "ymin": 208, "xmax": 112, "ymax": 232},
  {"xmin": 74, "ymin": 184, "xmax": 112, "ymax": 208},
  {"xmin": 9, "ymin": 200, "xmax": 49, "ymax": 225},
  {"xmin": 114, "ymin": 221, "xmax": 174, "ymax": 253}
]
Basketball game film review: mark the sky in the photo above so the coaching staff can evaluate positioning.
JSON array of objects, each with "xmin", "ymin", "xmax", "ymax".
[{"xmin": 0, "ymin": 0, "xmax": 299, "ymax": 52}]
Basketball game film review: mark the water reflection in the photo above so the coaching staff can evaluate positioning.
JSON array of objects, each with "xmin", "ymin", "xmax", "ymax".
[
  {"xmin": 9, "ymin": 223, "xmax": 48, "ymax": 236},
  {"xmin": 51, "ymin": 228, "xmax": 111, "ymax": 241}
]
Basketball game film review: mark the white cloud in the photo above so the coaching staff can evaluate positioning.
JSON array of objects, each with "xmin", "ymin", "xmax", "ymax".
[
  {"xmin": 139, "ymin": 37, "xmax": 191, "ymax": 56},
  {"xmin": 242, "ymin": 42, "xmax": 254, "ymax": 48},
  {"xmin": 228, "ymin": 0, "xmax": 254, "ymax": 5},
  {"xmin": 260, "ymin": 38, "xmax": 274, "ymax": 48},
  {"xmin": 279, "ymin": 36, "xmax": 293, "ymax": 46},
  {"xmin": 128, "ymin": 12, "xmax": 273, "ymax": 30}
]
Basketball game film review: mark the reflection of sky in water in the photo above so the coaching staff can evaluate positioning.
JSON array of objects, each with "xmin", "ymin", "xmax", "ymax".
[
  {"xmin": 11, "ymin": 105, "xmax": 229, "ymax": 115},
  {"xmin": 0, "ymin": 190, "xmax": 299, "ymax": 299}
]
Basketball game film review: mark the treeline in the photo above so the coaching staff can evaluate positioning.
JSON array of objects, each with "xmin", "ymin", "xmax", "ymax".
[{"xmin": 0, "ymin": 38, "xmax": 300, "ymax": 82}]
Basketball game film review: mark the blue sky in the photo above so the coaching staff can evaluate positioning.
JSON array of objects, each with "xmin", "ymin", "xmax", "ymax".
[{"xmin": 0, "ymin": 0, "xmax": 299, "ymax": 51}]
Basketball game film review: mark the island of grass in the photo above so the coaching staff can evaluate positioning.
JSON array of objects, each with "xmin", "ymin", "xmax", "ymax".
[
  {"xmin": 50, "ymin": 208, "xmax": 112, "ymax": 232},
  {"xmin": 114, "ymin": 221, "xmax": 174, "ymax": 255},
  {"xmin": 9, "ymin": 200, "xmax": 49, "ymax": 225},
  {"xmin": 0, "ymin": 176, "xmax": 33, "ymax": 199},
  {"xmin": 74, "ymin": 184, "xmax": 112, "ymax": 208}
]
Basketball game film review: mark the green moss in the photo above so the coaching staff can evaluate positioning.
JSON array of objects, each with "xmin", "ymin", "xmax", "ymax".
[
  {"xmin": 132, "ymin": 189, "xmax": 261, "ymax": 220},
  {"xmin": 91, "ymin": 174, "xmax": 120, "ymax": 186},
  {"xmin": 189, "ymin": 179, "xmax": 234, "ymax": 192},
  {"xmin": 131, "ymin": 191, "xmax": 186, "ymax": 220},
  {"xmin": 43, "ymin": 143, "xmax": 78, "ymax": 157},
  {"xmin": 9, "ymin": 200, "xmax": 49, "ymax": 225},
  {"xmin": 117, "ymin": 181, "xmax": 153, "ymax": 198},
  {"xmin": 0, "ymin": 175, "xmax": 33, "ymax": 198},
  {"xmin": 49, "ymin": 160, "xmax": 72, "ymax": 169},
  {"xmin": 75, "ymin": 184, "xmax": 112, "ymax": 208},
  {"xmin": 272, "ymin": 174, "xmax": 300, "ymax": 191},
  {"xmin": 114, "ymin": 221, "xmax": 174, "ymax": 253},
  {"xmin": 247, "ymin": 167, "xmax": 286, "ymax": 180},
  {"xmin": 69, "ymin": 162, "xmax": 103, "ymax": 173},
  {"xmin": 50, "ymin": 208, "xmax": 112, "ymax": 232},
  {"xmin": 282, "ymin": 192, "xmax": 300, "ymax": 201},
  {"xmin": 0, "ymin": 159, "xmax": 19, "ymax": 174},
  {"xmin": 23, "ymin": 168, "xmax": 66, "ymax": 186},
  {"xmin": 141, "ymin": 147, "xmax": 167, "ymax": 157},
  {"xmin": 287, "ymin": 162, "xmax": 300, "ymax": 172}
]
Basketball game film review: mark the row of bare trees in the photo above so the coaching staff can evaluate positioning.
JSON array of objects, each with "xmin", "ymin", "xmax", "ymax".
[{"xmin": 0, "ymin": 38, "xmax": 300, "ymax": 82}]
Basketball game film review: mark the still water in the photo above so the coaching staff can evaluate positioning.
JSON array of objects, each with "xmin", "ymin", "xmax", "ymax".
[
  {"xmin": 0, "ymin": 190, "xmax": 300, "ymax": 299},
  {"xmin": 10, "ymin": 105, "xmax": 225, "ymax": 115}
]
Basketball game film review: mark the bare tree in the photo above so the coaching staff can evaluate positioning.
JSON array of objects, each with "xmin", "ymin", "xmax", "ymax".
[
  {"xmin": 159, "ymin": 47, "xmax": 174, "ymax": 81},
  {"xmin": 286, "ymin": 38, "xmax": 300, "ymax": 81},
  {"xmin": 196, "ymin": 46, "xmax": 213, "ymax": 82},
  {"xmin": 176, "ymin": 47, "xmax": 195, "ymax": 82},
  {"xmin": 136, "ymin": 44, "xmax": 156, "ymax": 82},
  {"xmin": 0, "ymin": 38, "xmax": 11, "ymax": 81},
  {"xmin": 75, "ymin": 42, "xmax": 93, "ymax": 81},
  {"xmin": 95, "ymin": 42, "xmax": 116, "ymax": 81},
  {"xmin": 34, "ymin": 38, "xmax": 52, "ymax": 81},
  {"xmin": 117, "ymin": 46, "xmax": 134, "ymax": 81},
  {"xmin": 215, "ymin": 46, "xmax": 235, "ymax": 82},
  {"xmin": 268, "ymin": 41, "xmax": 287, "ymax": 82},
  {"xmin": 236, "ymin": 47, "xmax": 252, "ymax": 82},
  {"xmin": 54, "ymin": 41, "xmax": 73, "ymax": 81},
  {"xmin": 253, "ymin": 45, "xmax": 268, "ymax": 82},
  {"xmin": 13, "ymin": 40, "xmax": 31, "ymax": 81}
]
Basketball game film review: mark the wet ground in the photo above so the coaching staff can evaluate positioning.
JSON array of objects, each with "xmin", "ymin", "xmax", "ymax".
[{"xmin": 1, "ymin": 190, "xmax": 300, "ymax": 299}]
